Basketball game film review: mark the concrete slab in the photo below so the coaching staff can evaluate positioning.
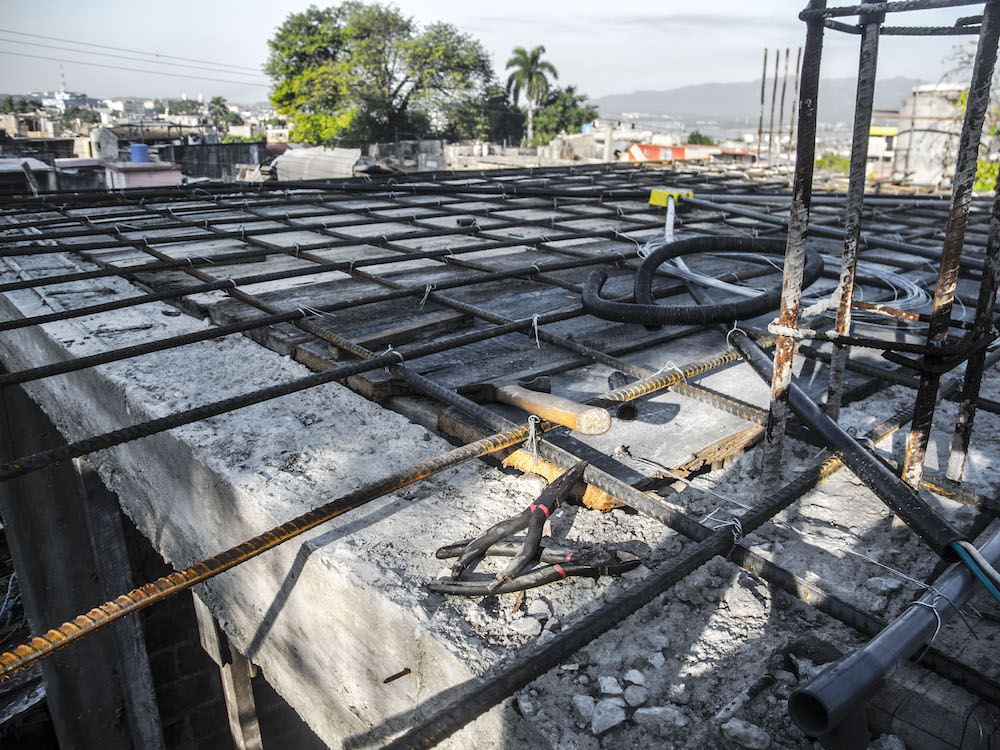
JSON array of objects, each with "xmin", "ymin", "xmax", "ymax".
[{"xmin": 0, "ymin": 245, "xmax": 673, "ymax": 748}]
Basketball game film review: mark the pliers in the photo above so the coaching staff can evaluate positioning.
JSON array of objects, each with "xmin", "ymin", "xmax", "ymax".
[{"xmin": 428, "ymin": 461, "xmax": 641, "ymax": 595}]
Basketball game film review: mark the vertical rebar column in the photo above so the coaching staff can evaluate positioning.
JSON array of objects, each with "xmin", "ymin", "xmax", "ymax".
[
  {"xmin": 825, "ymin": 1, "xmax": 885, "ymax": 421},
  {"xmin": 947, "ymin": 185, "xmax": 1000, "ymax": 480},
  {"xmin": 768, "ymin": 50, "xmax": 781, "ymax": 165},
  {"xmin": 761, "ymin": 0, "xmax": 826, "ymax": 476},
  {"xmin": 777, "ymin": 48, "xmax": 791, "ymax": 166},
  {"xmin": 787, "ymin": 47, "xmax": 803, "ymax": 165},
  {"xmin": 903, "ymin": 3, "xmax": 1000, "ymax": 488},
  {"xmin": 758, "ymin": 48, "xmax": 769, "ymax": 163}
]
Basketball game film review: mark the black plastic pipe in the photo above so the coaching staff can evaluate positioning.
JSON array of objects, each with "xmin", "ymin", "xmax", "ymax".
[{"xmin": 788, "ymin": 526, "xmax": 1000, "ymax": 748}]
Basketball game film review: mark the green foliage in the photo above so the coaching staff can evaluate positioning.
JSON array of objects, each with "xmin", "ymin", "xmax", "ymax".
[
  {"xmin": 529, "ymin": 86, "xmax": 597, "ymax": 146},
  {"xmin": 63, "ymin": 106, "xmax": 100, "ymax": 124},
  {"xmin": 445, "ymin": 84, "xmax": 524, "ymax": 143},
  {"xmin": 166, "ymin": 99, "xmax": 202, "ymax": 115},
  {"xmin": 265, "ymin": 2, "xmax": 492, "ymax": 146},
  {"xmin": 0, "ymin": 96, "xmax": 41, "ymax": 113},
  {"xmin": 222, "ymin": 134, "xmax": 265, "ymax": 144},
  {"xmin": 261, "ymin": 117, "xmax": 288, "ymax": 128},
  {"xmin": 815, "ymin": 152, "xmax": 851, "ymax": 173},
  {"xmin": 687, "ymin": 130, "xmax": 715, "ymax": 145},
  {"xmin": 505, "ymin": 45, "xmax": 558, "ymax": 142},
  {"xmin": 208, "ymin": 96, "xmax": 243, "ymax": 128},
  {"xmin": 974, "ymin": 160, "xmax": 999, "ymax": 191}
]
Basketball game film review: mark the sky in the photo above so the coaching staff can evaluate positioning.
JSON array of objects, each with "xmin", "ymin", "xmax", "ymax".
[{"xmin": 0, "ymin": 1, "xmax": 983, "ymax": 104}]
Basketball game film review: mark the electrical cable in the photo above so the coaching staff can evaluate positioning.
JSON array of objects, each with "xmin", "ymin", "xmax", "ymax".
[
  {"xmin": 953, "ymin": 542, "xmax": 1000, "ymax": 605},
  {"xmin": 0, "ymin": 50, "xmax": 269, "ymax": 88},
  {"xmin": 0, "ymin": 36, "xmax": 267, "ymax": 80},
  {"xmin": 0, "ymin": 27, "xmax": 262, "ymax": 72},
  {"xmin": 957, "ymin": 540, "xmax": 1000, "ymax": 593}
]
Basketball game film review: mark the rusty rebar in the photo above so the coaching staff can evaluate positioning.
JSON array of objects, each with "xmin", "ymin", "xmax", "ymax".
[
  {"xmin": 903, "ymin": 1, "xmax": 1000, "ymax": 487},
  {"xmin": 762, "ymin": 0, "xmax": 827, "ymax": 477},
  {"xmin": 826, "ymin": 0, "xmax": 885, "ymax": 421}
]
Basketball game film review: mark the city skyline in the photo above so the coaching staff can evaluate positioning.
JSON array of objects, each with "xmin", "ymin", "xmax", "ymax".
[{"xmin": 0, "ymin": 1, "xmax": 982, "ymax": 105}]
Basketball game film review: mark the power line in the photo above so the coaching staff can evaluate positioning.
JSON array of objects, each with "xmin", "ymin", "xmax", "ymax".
[
  {"xmin": 0, "ymin": 49, "xmax": 270, "ymax": 88},
  {"xmin": 0, "ymin": 36, "xmax": 267, "ymax": 81},
  {"xmin": 0, "ymin": 27, "xmax": 263, "ymax": 73}
]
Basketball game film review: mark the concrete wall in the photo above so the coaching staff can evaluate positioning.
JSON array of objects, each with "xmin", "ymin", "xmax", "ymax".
[
  {"xmin": 156, "ymin": 141, "xmax": 265, "ymax": 181},
  {"xmin": 0, "ymin": 247, "xmax": 540, "ymax": 749}
]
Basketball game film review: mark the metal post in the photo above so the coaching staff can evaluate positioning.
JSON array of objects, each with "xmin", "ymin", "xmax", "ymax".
[
  {"xmin": 757, "ymin": 48, "xmax": 769, "ymax": 163},
  {"xmin": 826, "ymin": 1, "xmax": 885, "ymax": 421},
  {"xmin": 903, "ymin": 3, "xmax": 1000, "ymax": 488},
  {"xmin": 768, "ymin": 49, "xmax": 781, "ymax": 165},
  {"xmin": 761, "ymin": 0, "xmax": 826, "ymax": 476},
  {"xmin": 777, "ymin": 48, "xmax": 791, "ymax": 167},
  {"xmin": 947, "ymin": 183, "xmax": 1000, "ymax": 479},
  {"xmin": 787, "ymin": 47, "xmax": 803, "ymax": 166}
]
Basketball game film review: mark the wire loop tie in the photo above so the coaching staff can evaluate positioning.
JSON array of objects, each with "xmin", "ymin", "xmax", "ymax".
[
  {"xmin": 381, "ymin": 345, "xmax": 405, "ymax": 372},
  {"xmin": 525, "ymin": 415, "xmax": 541, "ymax": 468},
  {"xmin": 419, "ymin": 284, "xmax": 436, "ymax": 308},
  {"xmin": 726, "ymin": 324, "xmax": 747, "ymax": 348},
  {"xmin": 908, "ymin": 598, "xmax": 944, "ymax": 662},
  {"xmin": 530, "ymin": 313, "xmax": 541, "ymax": 348}
]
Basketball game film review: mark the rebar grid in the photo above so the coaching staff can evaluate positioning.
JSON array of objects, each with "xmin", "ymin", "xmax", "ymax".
[{"xmin": 0, "ymin": 157, "xmax": 998, "ymax": 746}]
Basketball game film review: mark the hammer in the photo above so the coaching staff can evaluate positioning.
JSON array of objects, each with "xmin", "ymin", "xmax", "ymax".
[{"xmin": 457, "ymin": 377, "xmax": 611, "ymax": 435}]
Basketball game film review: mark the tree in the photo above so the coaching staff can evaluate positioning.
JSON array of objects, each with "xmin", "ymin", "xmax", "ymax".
[
  {"xmin": 63, "ymin": 106, "xmax": 100, "ymax": 124},
  {"xmin": 166, "ymin": 99, "xmax": 202, "ymax": 116},
  {"xmin": 265, "ymin": 2, "xmax": 493, "ymax": 146},
  {"xmin": 208, "ymin": 96, "xmax": 243, "ymax": 130},
  {"xmin": 505, "ymin": 45, "xmax": 558, "ymax": 144},
  {"xmin": 529, "ymin": 86, "xmax": 597, "ymax": 146},
  {"xmin": 0, "ymin": 96, "xmax": 41, "ymax": 114},
  {"xmin": 687, "ymin": 130, "xmax": 716, "ymax": 145},
  {"xmin": 446, "ymin": 84, "xmax": 524, "ymax": 143}
]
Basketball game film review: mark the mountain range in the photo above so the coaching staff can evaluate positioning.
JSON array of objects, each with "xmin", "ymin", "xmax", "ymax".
[{"xmin": 592, "ymin": 76, "xmax": 925, "ymax": 125}]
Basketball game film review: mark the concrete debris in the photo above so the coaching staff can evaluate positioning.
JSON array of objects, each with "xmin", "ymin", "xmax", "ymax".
[
  {"xmin": 527, "ymin": 599, "xmax": 552, "ymax": 621},
  {"xmin": 632, "ymin": 705, "xmax": 690, "ymax": 735},
  {"xmin": 866, "ymin": 576, "xmax": 903, "ymax": 595},
  {"xmin": 870, "ymin": 735, "xmax": 907, "ymax": 750},
  {"xmin": 721, "ymin": 718, "xmax": 772, "ymax": 749},
  {"xmin": 516, "ymin": 694, "xmax": 536, "ymax": 718},
  {"xmin": 572, "ymin": 694, "xmax": 595, "ymax": 721},
  {"xmin": 510, "ymin": 616, "xmax": 543, "ymax": 637},
  {"xmin": 590, "ymin": 699, "xmax": 627, "ymax": 735},
  {"xmin": 598, "ymin": 676, "xmax": 623, "ymax": 695},
  {"xmin": 623, "ymin": 668, "xmax": 645, "ymax": 686},
  {"xmin": 623, "ymin": 685, "xmax": 648, "ymax": 707}
]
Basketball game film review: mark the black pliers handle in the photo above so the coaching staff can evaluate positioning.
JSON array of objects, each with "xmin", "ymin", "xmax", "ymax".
[{"xmin": 449, "ymin": 460, "xmax": 589, "ymax": 592}]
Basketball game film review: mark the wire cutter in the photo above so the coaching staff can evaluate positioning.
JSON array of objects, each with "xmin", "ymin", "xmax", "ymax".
[{"xmin": 428, "ymin": 461, "xmax": 641, "ymax": 595}]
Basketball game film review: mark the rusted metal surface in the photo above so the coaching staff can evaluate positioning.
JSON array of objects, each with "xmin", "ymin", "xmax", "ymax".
[
  {"xmin": 902, "ymin": 1, "xmax": 1000, "ymax": 487},
  {"xmin": 947, "ymin": 185, "xmax": 1000, "ymax": 479},
  {"xmin": 826, "ymin": 0, "xmax": 884, "ymax": 421},
  {"xmin": 786, "ymin": 47, "xmax": 803, "ymax": 164},
  {"xmin": 762, "ymin": 0, "xmax": 828, "ymax": 477},
  {"xmin": 767, "ymin": 48, "xmax": 781, "ymax": 165},
  {"xmin": 757, "ymin": 48, "xmax": 769, "ymax": 163}
]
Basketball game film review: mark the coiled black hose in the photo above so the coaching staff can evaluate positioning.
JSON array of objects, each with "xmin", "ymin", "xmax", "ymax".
[{"xmin": 582, "ymin": 236, "xmax": 824, "ymax": 326}]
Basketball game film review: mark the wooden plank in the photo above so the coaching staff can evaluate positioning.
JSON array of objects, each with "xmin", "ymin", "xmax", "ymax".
[
  {"xmin": 192, "ymin": 594, "xmax": 263, "ymax": 750},
  {"xmin": 327, "ymin": 310, "xmax": 474, "ymax": 360}
]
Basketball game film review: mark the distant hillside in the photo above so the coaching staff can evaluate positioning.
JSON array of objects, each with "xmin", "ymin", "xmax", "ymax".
[{"xmin": 592, "ymin": 76, "xmax": 924, "ymax": 125}]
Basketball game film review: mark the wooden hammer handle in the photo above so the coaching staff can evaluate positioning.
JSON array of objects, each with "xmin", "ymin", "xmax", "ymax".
[{"xmin": 495, "ymin": 385, "xmax": 611, "ymax": 435}]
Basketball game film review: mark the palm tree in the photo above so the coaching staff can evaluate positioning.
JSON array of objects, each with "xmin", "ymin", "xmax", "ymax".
[
  {"xmin": 208, "ymin": 96, "xmax": 230, "ymax": 131},
  {"xmin": 505, "ymin": 45, "xmax": 558, "ymax": 145}
]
